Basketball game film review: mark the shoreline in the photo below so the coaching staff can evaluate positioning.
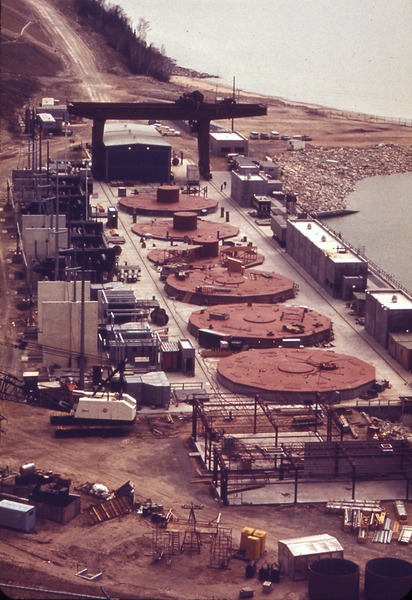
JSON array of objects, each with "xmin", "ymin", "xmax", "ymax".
[
  {"xmin": 172, "ymin": 74, "xmax": 412, "ymax": 125},
  {"xmin": 172, "ymin": 76, "xmax": 412, "ymax": 215}
]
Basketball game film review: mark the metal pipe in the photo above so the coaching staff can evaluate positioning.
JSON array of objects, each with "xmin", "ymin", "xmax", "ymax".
[{"xmin": 0, "ymin": 583, "xmax": 108, "ymax": 599}]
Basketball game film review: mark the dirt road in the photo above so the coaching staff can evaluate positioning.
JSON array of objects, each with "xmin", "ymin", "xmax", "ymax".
[{"xmin": 25, "ymin": 0, "xmax": 108, "ymax": 102}]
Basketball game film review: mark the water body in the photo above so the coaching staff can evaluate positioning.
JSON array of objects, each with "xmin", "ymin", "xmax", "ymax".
[
  {"xmin": 323, "ymin": 173, "xmax": 412, "ymax": 293},
  {"xmin": 118, "ymin": 0, "xmax": 412, "ymax": 120}
]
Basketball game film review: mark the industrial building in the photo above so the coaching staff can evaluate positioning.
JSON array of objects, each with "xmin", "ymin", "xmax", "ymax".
[
  {"xmin": 37, "ymin": 280, "xmax": 98, "ymax": 369},
  {"xmin": 103, "ymin": 122, "xmax": 171, "ymax": 183},
  {"xmin": 365, "ymin": 290, "xmax": 412, "ymax": 364},
  {"xmin": 35, "ymin": 100, "xmax": 70, "ymax": 131},
  {"xmin": 209, "ymin": 131, "xmax": 249, "ymax": 156},
  {"xmin": 188, "ymin": 303, "xmax": 333, "ymax": 348},
  {"xmin": 230, "ymin": 169, "xmax": 268, "ymax": 207},
  {"xmin": 286, "ymin": 219, "xmax": 368, "ymax": 299},
  {"xmin": 278, "ymin": 534, "xmax": 343, "ymax": 581}
]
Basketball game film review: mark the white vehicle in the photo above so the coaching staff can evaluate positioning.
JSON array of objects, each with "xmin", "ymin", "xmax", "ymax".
[
  {"xmin": 250, "ymin": 131, "xmax": 259, "ymax": 139},
  {"xmin": 73, "ymin": 392, "xmax": 137, "ymax": 423},
  {"xmin": 270, "ymin": 131, "xmax": 280, "ymax": 139},
  {"xmin": 50, "ymin": 392, "xmax": 137, "ymax": 438}
]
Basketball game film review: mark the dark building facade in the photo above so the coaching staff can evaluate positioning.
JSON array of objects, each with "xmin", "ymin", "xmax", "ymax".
[
  {"xmin": 103, "ymin": 123, "xmax": 171, "ymax": 183},
  {"xmin": 365, "ymin": 289, "xmax": 412, "ymax": 349}
]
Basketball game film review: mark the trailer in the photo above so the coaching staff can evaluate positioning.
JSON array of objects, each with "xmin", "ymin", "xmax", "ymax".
[{"xmin": 186, "ymin": 164, "xmax": 200, "ymax": 185}]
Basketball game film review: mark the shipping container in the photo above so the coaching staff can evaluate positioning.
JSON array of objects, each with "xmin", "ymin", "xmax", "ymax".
[{"xmin": 0, "ymin": 499, "xmax": 36, "ymax": 532}]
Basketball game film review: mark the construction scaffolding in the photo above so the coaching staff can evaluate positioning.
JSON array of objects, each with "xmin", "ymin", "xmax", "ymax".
[
  {"xmin": 191, "ymin": 394, "xmax": 341, "ymax": 471},
  {"xmin": 159, "ymin": 244, "xmax": 203, "ymax": 264},
  {"xmin": 150, "ymin": 504, "xmax": 233, "ymax": 568},
  {"xmin": 191, "ymin": 396, "xmax": 412, "ymax": 506},
  {"xmin": 219, "ymin": 243, "xmax": 258, "ymax": 267}
]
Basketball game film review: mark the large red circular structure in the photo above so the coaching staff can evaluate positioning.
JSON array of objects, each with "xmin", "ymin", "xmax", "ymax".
[
  {"xmin": 216, "ymin": 348, "xmax": 376, "ymax": 401},
  {"xmin": 132, "ymin": 215, "xmax": 239, "ymax": 242},
  {"xmin": 188, "ymin": 303, "xmax": 333, "ymax": 347},
  {"xmin": 118, "ymin": 190, "xmax": 218, "ymax": 216},
  {"xmin": 164, "ymin": 266, "xmax": 296, "ymax": 305}
]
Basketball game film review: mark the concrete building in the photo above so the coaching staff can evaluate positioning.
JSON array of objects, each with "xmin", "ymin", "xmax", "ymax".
[
  {"xmin": 103, "ymin": 122, "xmax": 171, "ymax": 183},
  {"xmin": 231, "ymin": 170, "xmax": 268, "ymax": 207},
  {"xmin": 286, "ymin": 219, "xmax": 368, "ymax": 298},
  {"xmin": 365, "ymin": 289, "xmax": 412, "ymax": 350},
  {"xmin": 21, "ymin": 214, "xmax": 68, "ymax": 283},
  {"xmin": 37, "ymin": 280, "xmax": 98, "ymax": 368},
  {"xmin": 209, "ymin": 131, "xmax": 248, "ymax": 156},
  {"xmin": 259, "ymin": 160, "xmax": 281, "ymax": 179}
]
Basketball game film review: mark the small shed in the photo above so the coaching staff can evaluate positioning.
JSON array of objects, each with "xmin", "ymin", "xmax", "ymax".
[
  {"xmin": 287, "ymin": 139, "xmax": 305, "ymax": 151},
  {"xmin": 0, "ymin": 499, "xmax": 36, "ymax": 532},
  {"xmin": 278, "ymin": 534, "xmax": 343, "ymax": 581}
]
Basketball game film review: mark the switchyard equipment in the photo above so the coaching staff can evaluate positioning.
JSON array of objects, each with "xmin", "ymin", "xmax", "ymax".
[
  {"xmin": 98, "ymin": 288, "xmax": 161, "ymax": 325},
  {"xmin": 102, "ymin": 322, "xmax": 160, "ymax": 368}
]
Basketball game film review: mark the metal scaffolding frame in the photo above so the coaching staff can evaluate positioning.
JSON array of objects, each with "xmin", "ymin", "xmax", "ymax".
[
  {"xmin": 191, "ymin": 393, "xmax": 341, "ymax": 471},
  {"xmin": 191, "ymin": 396, "xmax": 412, "ymax": 505},
  {"xmin": 150, "ymin": 509, "xmax": 232, "ymax": 568}
]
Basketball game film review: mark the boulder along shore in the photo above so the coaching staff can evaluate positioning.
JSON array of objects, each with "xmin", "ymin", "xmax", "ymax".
[
  {"xmin": 277, "ymin": 143, "xmax": 412, "ymax": 214},
  {"xmin": 172, "ymin": 76, "xmax": 412, "ymax": 214}
]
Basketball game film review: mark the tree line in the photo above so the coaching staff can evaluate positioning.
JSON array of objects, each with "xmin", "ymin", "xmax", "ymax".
[{"xmin": 74, "ymin": 0, "xmax": 175, "ymax": 82}]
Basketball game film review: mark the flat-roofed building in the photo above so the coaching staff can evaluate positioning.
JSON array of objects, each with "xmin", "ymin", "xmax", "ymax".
[
  {"xmin": 209, "ymin": 131, "xmax": 249, "ymax": 156},
  {"xmin": 36, "ymin": 112, "xmax": 58, "ymax": 134},
  {"xmin": 365, "ymin": 289, "xmax": 412, "ymax": 350},
  {"xmin": 231, "ymin": 170, "xmax": 268, "ymax": 207},
  {"xmin": 286, "ymin": 219, "xmax": 368, "ymax": 298}
]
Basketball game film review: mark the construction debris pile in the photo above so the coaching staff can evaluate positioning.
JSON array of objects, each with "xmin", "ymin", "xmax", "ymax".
[
  {"xmin": 326, "ymin": 498, "xmax": 412, "ymax": 546},
  {"xmin": 371, "ymin": 416, "xmax": 412, "ymax": 445}
]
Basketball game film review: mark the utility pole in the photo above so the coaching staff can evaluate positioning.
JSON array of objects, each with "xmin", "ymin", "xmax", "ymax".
[
  {"xmin": 54, "ymin": 163, "xmax": 60, "ymax": 281},
  {"xmin": 79, "ymin": 222, "xmax": 86, "ymax": 389}
]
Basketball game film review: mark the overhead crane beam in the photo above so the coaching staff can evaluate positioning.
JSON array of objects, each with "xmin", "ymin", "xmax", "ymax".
[{"xmin": 68, "ymin": 98, "xmax": 267, "ymax": 180}]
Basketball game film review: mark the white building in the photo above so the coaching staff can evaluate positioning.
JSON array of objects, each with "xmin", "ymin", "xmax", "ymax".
[
  {"xmin": 209, "ymin": 131, "xmax": 249, "ymax": 156},
  {"xmin": 37, "ymin": 280, "xmax": 98, "ymax": 368}
]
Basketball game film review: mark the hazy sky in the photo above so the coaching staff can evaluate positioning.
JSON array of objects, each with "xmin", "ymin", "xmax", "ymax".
[{"xmin": 118, "ymin": 0, "xmax": 412, "ymax": 118}]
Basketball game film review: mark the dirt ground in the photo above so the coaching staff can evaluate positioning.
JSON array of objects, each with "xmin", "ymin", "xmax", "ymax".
[
  {"xmin": 1, "ymin": 401, "xmax": 411, "ymax": 600},
  {"xmin": 1, "ymin": 2, "xmax": 411, "ymax": 599}
]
